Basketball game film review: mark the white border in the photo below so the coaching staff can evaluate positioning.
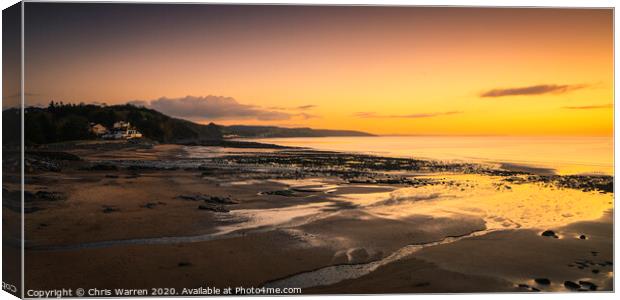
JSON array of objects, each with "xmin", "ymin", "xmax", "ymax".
[{"xmin": 0, "ymin": 1, "xmax": 617, "ymax": 300}]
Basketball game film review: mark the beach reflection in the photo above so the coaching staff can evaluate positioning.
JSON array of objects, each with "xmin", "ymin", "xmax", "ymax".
[{"xmin": 337, "ymin": 174, "xmax": 613, "ymax": 230}]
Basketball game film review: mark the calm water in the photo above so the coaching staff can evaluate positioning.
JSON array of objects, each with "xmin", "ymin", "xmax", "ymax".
[{"xmin": 246, "ymin": 136, "xmax": 614, "ymax": 175}]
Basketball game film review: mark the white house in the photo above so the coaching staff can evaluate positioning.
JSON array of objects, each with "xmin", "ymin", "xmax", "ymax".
[
  {"xmin": 113, "ymin": 121, "xmax": 130, "ymax": 129},
  {"xmin": 90, "ymin": 123, "xmax": 108, "ymax": 136},
  {"xmin": 102, "ymin": 121, "xmax": 143, "ymax": 140},
  {"xmin": 125, "ymin": 129, "xmax": 143, "ymax": 139}
]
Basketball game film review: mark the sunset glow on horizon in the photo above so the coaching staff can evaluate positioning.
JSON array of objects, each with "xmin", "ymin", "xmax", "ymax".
[{"xmin": 22, "ymin": 4, "xmax": 613, "ymax": 136}]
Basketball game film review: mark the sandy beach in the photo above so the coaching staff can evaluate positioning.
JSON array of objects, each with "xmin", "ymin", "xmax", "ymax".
[{"xmin": 8, "ymin": 140, "xmax": 612, "ymax": 293}]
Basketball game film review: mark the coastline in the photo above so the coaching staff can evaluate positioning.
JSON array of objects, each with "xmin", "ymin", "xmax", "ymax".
[{"xmin": 8, "ymin": 140, "xmax": 613, "ymax": 293}]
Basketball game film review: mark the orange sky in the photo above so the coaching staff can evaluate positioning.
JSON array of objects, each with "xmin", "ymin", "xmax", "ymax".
[{"xmin": 22, "ymin": 5, "xmax": 613, "ymax": 136}]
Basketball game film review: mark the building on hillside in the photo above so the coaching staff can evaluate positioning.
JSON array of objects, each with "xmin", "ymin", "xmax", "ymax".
[
  {"xmin": 90, "ymin": 123, "xmax": 108, "ymax": 136},
  {"xmin": 102, "ymin": 121, "xmax": 143, "ymax": 140},
  {"xmin": 124, "ymin": 129, "xmax": 143, "ymax": 139},
  {"xmin": 113, "ymin": 121, "xmax": 130, "ymax": 129}
]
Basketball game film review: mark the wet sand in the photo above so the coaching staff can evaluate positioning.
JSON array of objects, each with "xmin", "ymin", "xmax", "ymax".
[
  {"xmin": 308, "ymin": 213, "xmax": 613, "ymax": 293},
  {"xmin": 13, "ymin": 141, "xmax": 613, "ymax": 293}
]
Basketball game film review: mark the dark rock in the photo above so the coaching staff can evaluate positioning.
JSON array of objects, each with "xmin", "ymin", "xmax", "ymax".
[
  {"xmin": 177, "ymin": 194, "xmax": 237, "ymax": 204},
  {"xmin": 207, "ymin": 196, "xmax": 237, "ymax": 205},
  {"xmin": 178, "ymin": 262, "xmax": 192, "ymax": 267},
  {"xmin": 198, "ymin": 203, "xmax": 229, "ymax": 213},
  {"xmin": 578, "ymin": 281, "xmax": 597, "ymax": 291},
  {"xmin": 593, "ymin": 181, "xmax": 613, "ymax": 193},
  {"xmin": 290, "ymin": 188, "xmax": 320, "ymax": 193},
  {"xmin": 85, "ymin": 164, "xmax": 118, "ymax": 171},
  {"xmin": 579, "ymin": 235, "xmax": 587, "ymax": 240},
  {"xmin": 530, "ymin": 287, "xmax": 540, "ymax": 292},
  {"xmin": 24, "ymin": 191, "xmax": 66, "ymax": 202},
  {"xmin": 105, "ymin": 174, "xmax": 119, "ymax": 178},
  {"xmin": 142, "ymin": 202, "xmax": 157, "ymax": 209},
  {"xmin": 517, "ymin": 284, "xmax": 530, "ymax": 288},
  {"xmin": 34, "ymin": 191, "xmax": 66, "ymax": 201},
  {"xmin": 504, "ymin": 176, "xmax": 526, "ymax": 183},
  {"xmin": 591, "ymin": 269, "xmax": 600, "ymax": 274},
  {"xmin": 541, "ymin": 230, "xmax": 558, "ymax": 238},
  {"xmin": 25, "ymin": 157, "xmax": 62, "ymax": 172},
  {"xmin": 178, "ymin": 195, "xmax": 205, "ymax": 201},
  {"xmin": 534, "ymin": 278, "xmax": 550, "ymax": 285},
  {"xmin": 102, "ymin": 206, "xmax": 120, "ymax": 213},
  {"xmin": 264, "ymin": 190, "xmax": 296, "ymax": 197},
  {"xmin": 564, "ymin": 281, "xmax": 580, "ymax": 290}
]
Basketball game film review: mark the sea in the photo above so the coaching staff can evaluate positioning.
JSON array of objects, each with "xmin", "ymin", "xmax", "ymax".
[{"xmin": 243, "ymin": 136, "xmax": 614, "ymax": 176}]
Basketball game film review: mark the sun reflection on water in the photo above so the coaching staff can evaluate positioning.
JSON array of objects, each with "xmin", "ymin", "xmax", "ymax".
[{"xmin": 338, "ymin": 174, "xmax": 613, "ymax": 230}]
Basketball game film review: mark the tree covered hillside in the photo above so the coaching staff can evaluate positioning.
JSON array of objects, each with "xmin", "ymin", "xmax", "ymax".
[{"xmin": 8, "ymin": 102, "xmax": 222, "ymax": 145}]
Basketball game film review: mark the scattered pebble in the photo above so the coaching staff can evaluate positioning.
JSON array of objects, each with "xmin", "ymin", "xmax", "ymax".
[
  {"xmin": 198, "ymin": 203, "xmax": 229, "ymax": 213},
  {"xmin": 142, "ymin": 202, "xmax": 157, "ymax": 209},
  {"xmin": 517, "ymin": 284, "xmax": 530, "ymax": 289},
  {"xmin": 541, "ymin": 230, "xmax": 559, "ymax": 238},
  {"xmin": 578, "ymin": 281, "xmax": 597, "ymax": 291},
  {"xmin": 102, "ymin": 206, "xmax": 120, "ymax": 213},
  {"xmin": 564, "ymin": 281, "xmax": 580, "ymax": 290},
  {"xmin": 263, "ymin": 190, "xmax": 296, "ymax": 197},
  {"xmin": 534, "ymin": 278, "xmax": 550, "ymax": 285},
  {"xmin": 178, "ymin": 194, "xmax": 237, "ymax": 204}
]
